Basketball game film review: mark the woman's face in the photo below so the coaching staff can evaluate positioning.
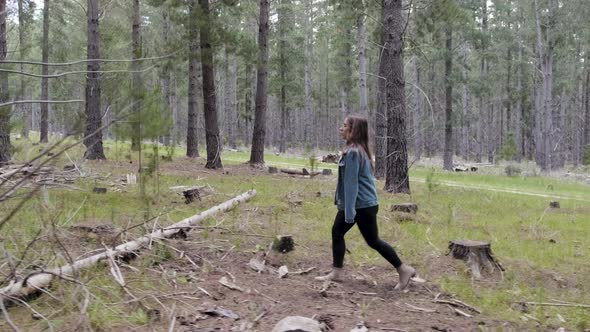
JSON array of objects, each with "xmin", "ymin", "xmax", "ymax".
[{"xmin": 339, "ymin": 119, "xmax": 352, "ymax": 142}]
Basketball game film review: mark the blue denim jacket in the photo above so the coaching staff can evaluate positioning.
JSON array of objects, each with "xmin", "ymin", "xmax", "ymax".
[{"xmin": 335, "ymin": 148, "xmax": 379, "ymax": 223}]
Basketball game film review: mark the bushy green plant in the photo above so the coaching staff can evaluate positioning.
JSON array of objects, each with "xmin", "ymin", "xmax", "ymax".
[
  {"xmin": 505, "ymin": 164, "xmax": 522, "ymax": 177},
  {"xmin": 499, "ymin": 133, "xmax": 517, "ymax": 161}
]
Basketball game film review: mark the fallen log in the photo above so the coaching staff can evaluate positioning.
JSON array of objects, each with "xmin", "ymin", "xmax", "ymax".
[
  {"xmin": 0, "ymin": 190, "xmax": 257, "ymax": 305},
  {"xmin": 280, "ymin": 168, "xmax": 321, "ymax": 177}
]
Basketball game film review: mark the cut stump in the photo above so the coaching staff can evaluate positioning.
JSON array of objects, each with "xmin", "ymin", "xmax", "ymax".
[
  {"xmin": 92, "ymin": 187, "xmax": 107, "ymax": 194},
  {"xmin": 321, "ymin": 168, "xmax": 333, "ymax": 176},
  {"xmin": 391, "ymin": 203, "xmax": 418, "ymax": 214},
  {"xmin": 272, "ymin": 235, "xmax": 294, "ymax": 253},
  {"xmin": 183, "ymin": 188, "xmax": 202, "ymax": 204},
  {"xmin": 448, "ymin": 240, "xmax": 503, "ymax": 279},
  {"xmin": 268, "ymin": 166, "xmax": 278, "ymax": 174},
  {"xmin": 549, "ymin": 201, "xmax": 560, "ymax": 209}
]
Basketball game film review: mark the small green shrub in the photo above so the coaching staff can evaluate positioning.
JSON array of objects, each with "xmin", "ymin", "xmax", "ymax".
[
  {"xmin": 505, "ymin": 164, "xmax": 522, "ymax": 177},
  {"xmin": 499, "ymin": 133, "xmax": 517, "ymax": 161}
]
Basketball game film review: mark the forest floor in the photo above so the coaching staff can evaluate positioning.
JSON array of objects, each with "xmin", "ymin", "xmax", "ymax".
[{"xmin": 2, "ymin": 147, "xmax": 590, "ymax": 331}]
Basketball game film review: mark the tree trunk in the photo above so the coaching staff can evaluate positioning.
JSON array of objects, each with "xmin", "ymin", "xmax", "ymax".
[
  {"xmin": 383, "ymin": 0, "xmax": 410, "ymax": 194},
  {"xmin": 243, "ymin": 63, "xmax": 253, "ymax": 145},
  {"xmin": 357, "ymin": 14, "xmax": 368, "ymax": 117},
  {"xmin": 534, "ymin": 0, "xmax": 555, "ymax": 171},
  {"xmin": 160, "ymin": 7, "xmax": 172, "ymax": 146},
  {"xmin": 515, "ymin": 17, "xmax": 523, "ymax": 162},
  {"xmin": 18, "ymin": 0, "xmax": 30, "ymax": 138},
  {"xmin": 461, "ymin": 44, "xmax": 469, "ymax": 160},
  {"xmin": 84, "ymin": 0, "xmax": 106, "ymax": 160},
  {"xmin": 304, "ymin": 0, "xmax": 313, "ymax": 146},
  {"xmin": 412, "ymin": 54, "xmax": 423, "ymax": 161},
  {"xmin": 584, "ymin": 57, "xmax": 590, "ymax": 149},
  {"xmin": 130, "ymin": 0, "xmax": 142, "ymax": 151},
  {"xmin": 249, "ymin": 0, "xmax": 269, "ymax": 165},
  {"xmin": 224, "ymin": 47, "xmax": 237, "ymax": 149},
  {"xmin": 278, "ymin": 3, "xmax": 287, "ymax": 154},
  {"xmin": 443, "ymin": 25, "xmax": 453, "ymax": 171},
  {"xmin": 40, "ymin": 0, "xmax": 50, "ymax": 143},
  {"xmin": 198, "ymin": 0, "xmax": 222, "ymax": 169},
  {"xmin": 0, "ymin": 0, "xmax": 9, "ymax": 164},
  {"xmin": 187, "ymin": 0, "xmax": 199, "ymax": 158},
  {"xmin": 374, "ymin": 18, "xmax": 387, "ymax": 179}
]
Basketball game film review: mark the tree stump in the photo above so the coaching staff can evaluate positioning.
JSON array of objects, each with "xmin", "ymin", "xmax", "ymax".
[
  {"xmin": 271, "ymin": 316, "xmax": 321, "ymax": 332},
  {"xmin": 268, "ymin": 166, "xmax": 278, "ymax": 174},
  {"xmin": 321, "ymin": 154, "xmax": 339, "ymax": 164},
  {"xmin": 272, "ymin": 235, "xmax": 294, "ymax": 253},
  {"xmin": 448, "ymin": 240, "xmax": 503, "ymax": 279},
  {"xmin": 321, "ymin": 168, "xmax": 332, "ymax": 176},
  {"xmin": 549, "ymin": 201, "xmax": 560, "ymax": 209},
  {"xmin": 92, "ymin": 187, "xmax": 107, "ymax": 194},
  {"xmin": 183, "ymin": 188, "xmax": 201, "ymax": 204},
  {"xmin": 391, "ymin": 203, "xmax": 418, "ymax": 214}
]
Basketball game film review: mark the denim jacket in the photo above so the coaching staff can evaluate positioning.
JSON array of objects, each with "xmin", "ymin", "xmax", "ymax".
[{"xmin": 335, "ymin": 148, "xmax": 379, "ymax": 223}]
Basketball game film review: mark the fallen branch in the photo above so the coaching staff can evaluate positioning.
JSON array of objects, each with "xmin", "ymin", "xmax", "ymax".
[
  {"xmin": 524, "ymin": 301, "xmax": 590, "ymax": 309},
  {"xmin": 0, "ymin": 190, "xmax": 257, "ymax": 305},
  {"xmin": 433, "ymin": 299, "xmax": 481, "ymax": 314}
]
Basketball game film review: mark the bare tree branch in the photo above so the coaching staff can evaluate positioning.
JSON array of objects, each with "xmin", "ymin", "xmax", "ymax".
[
  {"xmin": 0, "ymin": 99, "xmax": 83, "ymax": 108},
  {"xmin": 0, "ymin": 52, "xmax": 178, "ymax": 67},
  {"xmin": 0, "ymin": 65, "xmax": 156, "ymax": 79}
]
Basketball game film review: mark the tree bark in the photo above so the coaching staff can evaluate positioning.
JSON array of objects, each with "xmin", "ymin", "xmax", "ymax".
[
  {"xmin": 357, "ymin": 14, "xmax": 368, "ymax": 117},
  {"xmin": 0, "ymin": 0, "xmax": 9, "ymax": 164},
  {"xmin": 383, "ymin": 0, "xmax": 410, "ymax": 194},
  {"xmin": 443, "ymin": 25, "xmax": 453, "ymax": 171},
  {"xmin": 198, "ymin": 0, "xmax": 222, "ymax": 169},
  {"xmin": 187, "ymin": 0, "xmax": 199, "ymax": 158},
  {"xmin": 18, "ymin": 0, "xmax": 30, "ymax": 138},
  {"xmin": 374, "ymin": 2, "xmax": 387, "ymax": 179},
  {"xmin": 278, "ymin": 0, "xmax": 289, "ymax": 153},
  {"xmin": 160, "ymin": 7, "xmax": 172, "ymax": 146},
  {"xmin": 584, "ymin": 56, "xmax": 590, "ymax": 149},
  {"xmin": 304, "ymin": 0, "xmax": 314, "ymax": 146},
  {"xmin": 534, "ymin": 0, "xmax": 555, "ymax": 171},
  {"xmin": 130, "ymin": 0, "xmax": 142, "ymax": 151},
  {"xmin": 84, "ymin": 0, "xmax": 106, "ymax": 160},
  {"xmin": 460, "ymin": 44, "xmax": 469, "ymax": 160},
  {"xmin": 515, "ymin": 11, "xmax": 523, "ymax": 162},
  {"xmin": 40, "ymin": 0, "xmax": 50, "ymax": 143},
  {"xmin": 249, "ymin": 0, "xmax": 269, "ymax": 165}
]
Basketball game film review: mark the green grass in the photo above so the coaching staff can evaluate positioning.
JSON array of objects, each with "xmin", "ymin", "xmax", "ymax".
[{"xmin": 3, "ymin": 137, "xmax": 590, "ymax": 330}]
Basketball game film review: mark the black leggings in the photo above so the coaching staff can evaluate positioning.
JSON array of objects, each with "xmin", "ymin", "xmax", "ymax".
[{"xmin": 331, "ymin": 205, "xmax": 402, "ymax": 269}]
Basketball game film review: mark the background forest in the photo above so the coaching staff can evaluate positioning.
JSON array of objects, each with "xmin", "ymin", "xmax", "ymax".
[{"xmin": 1, "ymin": 0, "xmax": 589, "ymax": 174}]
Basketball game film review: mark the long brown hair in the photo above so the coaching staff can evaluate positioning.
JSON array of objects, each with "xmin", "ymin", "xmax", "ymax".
[{"xmin": 345, "ymin": 115, "xmax": 372, "ymax": 164}]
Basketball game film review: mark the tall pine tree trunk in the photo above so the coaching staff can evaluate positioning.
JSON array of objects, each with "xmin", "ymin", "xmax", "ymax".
[
  {"xmin": 131, "ymin": 0, "xmax": 142, "ymax": 151},
  {"xmin": 460, "ymin": 44, "xmax": 469, "ymax": 160},
  {"xmin": 304, "ymin": 0, "xmax": 313, "ymax": 146},
  {"xmin": 443, "ymin": 25, "xmax": 453, "ymax": 171},
  {"xmin": 384, "ymin": 0, "xmax": 410, "ymax": 194},
  {"xmin": 374, "ymin": 19, "xmax": 387, "ymax": 179},
  {"xmin": 18, "ymin": 0, "xmax": 30, "ymax": 138},
  {"xmin": 534, "ymin": 0, "xmax": 554, "ymax": 171},
  {"xmin": 357, "ymin": 14, "xmax": 368, "ymax": 117},
  {"xmin": 515, "ymin": 15, "xmax": 523, "ymax": 162},
  {"xmin": 278, "ymin": 2, "xmax": 287, "ymax": 153},
  {"xmin": 0, "ymin": 0, "xmax": 9, "ymax": 164},
  {"xmin": 249, "ymin": 0, "xmax": 269, "ymax": 165},
  {"xmin": 40, "ymin": 0, "xmax": 49, "ymax": 143},
  {"xmin": 160, "ymin": 7, "xmax": 172, "ymax": 146},
  {"xmin": 186, "ymin": 0, "xmax": 199, "ymax": 157},
  {"xmin": 198, "ymin": 0, "xmax": 222, "ymax": 169},
  {"xmin": 84, "ymin": 0, "xmax": 105, "ymax": 160}
]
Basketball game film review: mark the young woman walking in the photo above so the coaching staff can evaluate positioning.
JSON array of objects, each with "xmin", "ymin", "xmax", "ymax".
[{"xmin": 316, "ymin": 115, "xmax": 416, "ymax": 290}]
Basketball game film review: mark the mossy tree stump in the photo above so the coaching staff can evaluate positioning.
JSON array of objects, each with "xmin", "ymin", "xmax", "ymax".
[{"xmin": 448, "ymin": 240, "xmax": 503, "ymax": 279}]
